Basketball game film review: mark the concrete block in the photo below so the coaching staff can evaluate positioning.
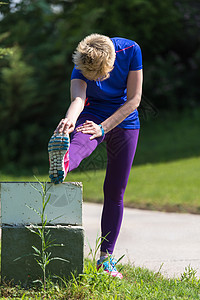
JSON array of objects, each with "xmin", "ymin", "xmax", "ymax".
[
  {"xmin": 1, "ymin": 225, "xmax": 84, "ymax": 285},
  {"xmin": 0, "ymin": 182, "xmax": 82, "ymax": 225}
]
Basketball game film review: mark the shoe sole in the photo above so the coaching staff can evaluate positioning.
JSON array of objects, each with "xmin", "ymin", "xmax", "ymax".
[{"xmin": 48, "ymin": 133, "xmax": 70, "ymax": 184}]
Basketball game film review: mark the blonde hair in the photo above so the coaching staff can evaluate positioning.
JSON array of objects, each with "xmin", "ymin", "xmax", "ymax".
[{"xmin": 72, "ymin": 33, "xmax": 115, "ymax": 81}]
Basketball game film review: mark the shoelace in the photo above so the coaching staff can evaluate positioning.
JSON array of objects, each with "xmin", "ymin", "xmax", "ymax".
[{"xmin": 103, "ymin": 257, "xmax": 118, "ymax": 272}]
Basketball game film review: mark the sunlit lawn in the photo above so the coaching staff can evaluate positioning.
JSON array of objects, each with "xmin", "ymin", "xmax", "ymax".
[{"xmin": 1, "ymin": 257, "xmax": 200, "ymax": 299}]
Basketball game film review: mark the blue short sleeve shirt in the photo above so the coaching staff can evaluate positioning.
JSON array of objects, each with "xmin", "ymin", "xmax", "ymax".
[{"xmin": 71, "ymin": 37, "xmax": 143, "ymax": 129}]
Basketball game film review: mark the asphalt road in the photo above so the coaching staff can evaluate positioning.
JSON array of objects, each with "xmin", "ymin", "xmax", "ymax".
[{"xmin": 83, "ymin": 202, "xmax": 200, "ymax": 278}]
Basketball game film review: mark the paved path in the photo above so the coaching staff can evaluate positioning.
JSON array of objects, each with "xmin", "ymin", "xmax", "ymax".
[{"xmin": 83, "ymin": 202, "xmax": 200, "ymax": 278}]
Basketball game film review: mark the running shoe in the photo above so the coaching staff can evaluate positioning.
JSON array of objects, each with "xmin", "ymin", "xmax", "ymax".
[
  {"xmin": 97, "ymin": 256, "xmax": 123, "ymax": 279},
  {"xmin": 48, "ymin": 133, "xmax": 70, "ymax": 184}
]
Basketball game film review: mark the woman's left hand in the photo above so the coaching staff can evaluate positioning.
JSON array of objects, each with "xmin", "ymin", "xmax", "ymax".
[{"xmin": 76, "ymin": 120, "xmax": 103, "ymax": 140}]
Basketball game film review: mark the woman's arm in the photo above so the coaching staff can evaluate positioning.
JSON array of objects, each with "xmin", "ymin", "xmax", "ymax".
[
  {"xmin": 76, "ymin": 69, "xmax": 143, "ymax": 139},
  {"xmin": 55, "ymin": 79, "xmax": 87, "ymax": 134},
  {"xmin": 101, "ymin": 69, "xmax": 143, "ymax": 133}
]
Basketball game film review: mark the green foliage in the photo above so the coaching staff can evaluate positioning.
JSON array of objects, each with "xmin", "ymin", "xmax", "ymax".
[
  {"xmin": 0, "ymin": 47, "xmax": 43, "ymax": 169},
  {"xmin": 0, "ymin": 47, "xmax": 12, "ymax": 58},
  {"xmin": 0, "ymin": 0, "xmax": 199, "ymax": 171},
  {"xmin": 93, "ymin": 0, "xmax": 182, "ymax": 55},
  {"xmin": 0, "ymin": 32, "xmax": 12, "ymax": 59},
  {"xmin": 0, "ymin": 0, "xmax": 106, "ymax": 170}
]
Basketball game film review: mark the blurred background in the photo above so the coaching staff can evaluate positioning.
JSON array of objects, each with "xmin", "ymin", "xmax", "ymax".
[{"xmin": 0, "ymin": 0, "xmax": 199, "ymax": 177}]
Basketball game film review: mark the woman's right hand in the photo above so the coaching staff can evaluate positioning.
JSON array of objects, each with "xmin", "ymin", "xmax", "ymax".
[{"xmin": 54, "ymin": 118, "xmax": 75, "ymax": 135}]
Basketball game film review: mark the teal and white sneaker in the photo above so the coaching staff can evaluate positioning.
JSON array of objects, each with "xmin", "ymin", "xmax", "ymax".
[
  {"xmin": 97, "ymin": 256, "xmax": 123, "ymax": 279},
  {"xmin": 48, "ymin": 133, "xmax": 70, "ymax": 184}
]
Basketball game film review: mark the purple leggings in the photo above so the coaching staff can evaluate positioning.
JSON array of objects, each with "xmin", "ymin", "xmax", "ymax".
[{"xmin": 65, "ymin": 114, "xmax": 139, "ymax": 254}]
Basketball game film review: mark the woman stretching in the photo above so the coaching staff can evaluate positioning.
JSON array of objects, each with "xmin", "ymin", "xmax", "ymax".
[{"xmin": 48, "ymin": 33, "xmax": 143, "ymax": 279}]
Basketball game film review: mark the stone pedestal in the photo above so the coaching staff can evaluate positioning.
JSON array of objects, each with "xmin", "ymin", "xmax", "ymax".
[{"xmin": 0, "ymin": 182, "xmax": 84, "ymax": 284}]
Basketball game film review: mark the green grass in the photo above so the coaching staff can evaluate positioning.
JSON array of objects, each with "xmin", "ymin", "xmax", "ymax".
[
  {"xmin": 136, "ymin": 108, "xmax": 200, "ymax": 165},
  {"xmin": 1, "ymin": 156, "xmax": 200, "ymax": 213},
  {"xmin": 1, "ymin": 259, "xmax": 200, "ymax": 299},
  {"xmin": 125, "ymin": 156, "xmax": 200, "ymax": 213}
]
